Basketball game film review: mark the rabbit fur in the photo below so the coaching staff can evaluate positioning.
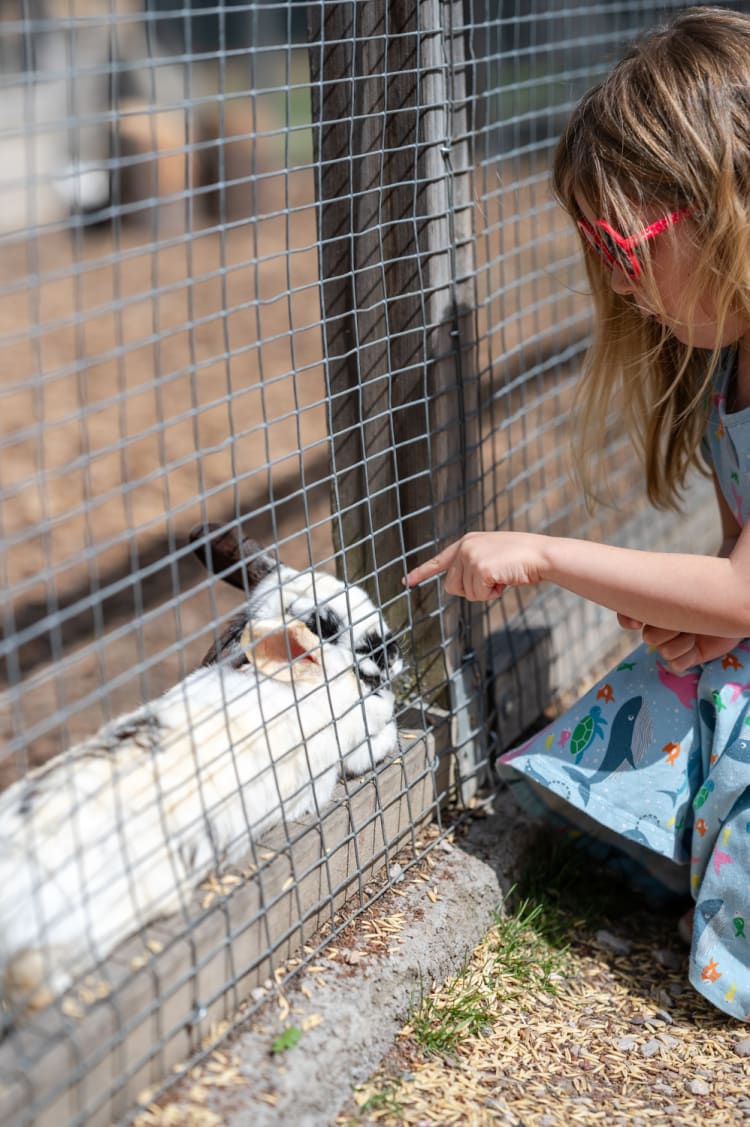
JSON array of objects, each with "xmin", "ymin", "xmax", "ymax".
[{"xmin": 0, "ymin": 530, "xmax": 401, "ymax": 1017}]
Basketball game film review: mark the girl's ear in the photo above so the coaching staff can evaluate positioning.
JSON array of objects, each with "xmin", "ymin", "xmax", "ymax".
[
  {"xmin": 240, "ymin": 620, "xmax": 324, "ymax": 683},
  {"xmin": 189, "ymin": 523, "xmax": 278, "ymax": 591}
]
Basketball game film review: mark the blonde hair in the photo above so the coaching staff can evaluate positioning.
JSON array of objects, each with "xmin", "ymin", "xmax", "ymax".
[{"xmin": 552, "ymin": 6, "xmax": 750, "ymax": 509}]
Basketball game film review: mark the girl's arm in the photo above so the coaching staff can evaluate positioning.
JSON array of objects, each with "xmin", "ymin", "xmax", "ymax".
[
  {"xmin": 618, "ymin": 473, "xmax": 743, "ymax": 665},
  {"xmin": 405, "ymin": 481, "xmax": 750, "ymax": 666}
]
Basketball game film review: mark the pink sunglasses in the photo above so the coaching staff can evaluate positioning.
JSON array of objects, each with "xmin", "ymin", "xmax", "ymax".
[{"xmin": 577, "ymin": 208, "xmax": 692, "ymax": 278}]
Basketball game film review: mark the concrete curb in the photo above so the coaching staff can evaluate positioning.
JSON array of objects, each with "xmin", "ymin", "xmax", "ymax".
[{"xmin": 151, "ymin": 788, "xmax": 538, "ymax": 1126}]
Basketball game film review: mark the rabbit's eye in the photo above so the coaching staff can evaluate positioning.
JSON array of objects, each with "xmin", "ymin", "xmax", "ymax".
[
  {"xmin": 305, "ymin": 608, "xmax": 341, "ymax": 643},
  {"xmin": 355, "ymin": 632, "xmax": 402, "ymax": 679}
]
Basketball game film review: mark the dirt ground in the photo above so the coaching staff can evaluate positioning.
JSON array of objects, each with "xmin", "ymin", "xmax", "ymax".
[{"xmin": 340, "ymin": 832, "xmax": 750, "ymax": 1127}]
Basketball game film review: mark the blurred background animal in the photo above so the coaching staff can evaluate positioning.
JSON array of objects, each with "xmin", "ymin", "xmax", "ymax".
[{"xmin": 0, "ymin": 0, "xmax": 267, "ymax": 233}]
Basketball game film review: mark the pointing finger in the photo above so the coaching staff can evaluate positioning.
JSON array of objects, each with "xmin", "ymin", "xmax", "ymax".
[{"xmin": 403, "ymin": 542, "xmax": 461, "ymax": 588}]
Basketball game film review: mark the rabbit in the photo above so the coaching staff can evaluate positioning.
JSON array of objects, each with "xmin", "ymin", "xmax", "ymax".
[{"xmin": 0, "ymin": 584, "xmax": 400, "ymax": 1017}]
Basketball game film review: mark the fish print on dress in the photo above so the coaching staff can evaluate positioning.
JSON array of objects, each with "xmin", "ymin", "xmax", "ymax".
[{"xmin": 657, "ymin": 660, "xmax": 700, "ymax": 710}]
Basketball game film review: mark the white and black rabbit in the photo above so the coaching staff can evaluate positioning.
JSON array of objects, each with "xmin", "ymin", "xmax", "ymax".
[{"xmin": 0, "ymin": 527, "xmax": 401, "ymax": 1017}]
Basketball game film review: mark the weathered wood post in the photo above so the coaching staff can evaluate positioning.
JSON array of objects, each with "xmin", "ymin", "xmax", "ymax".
[{"xmin": 308, "ymin": 0, "xmax": 485, "ymax": 796}]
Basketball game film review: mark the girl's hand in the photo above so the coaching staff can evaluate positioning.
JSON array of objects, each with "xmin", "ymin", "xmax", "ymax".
[
  {"xmin": 617, "ymin": 614, "xmax": 742, "ymax": 671},
  {"xmin": 404, "ymin": 532, "xmax": 547, "ymax": 602}
]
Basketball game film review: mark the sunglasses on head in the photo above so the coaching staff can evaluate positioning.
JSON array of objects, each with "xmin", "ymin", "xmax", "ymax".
[{"xmin": 577, "ymin": 208, "xmax": 692, "ymax": 278}]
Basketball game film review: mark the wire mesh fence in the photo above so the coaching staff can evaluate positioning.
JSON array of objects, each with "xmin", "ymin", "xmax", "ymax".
[{"xmin": 0, "ymin": 0, "xmax": 734, "ymax": 1122}]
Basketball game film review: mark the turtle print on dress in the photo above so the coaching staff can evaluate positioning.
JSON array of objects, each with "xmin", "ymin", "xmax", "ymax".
[{"xmin": 569, "ymin": 705, "xmax": 608, "ymax": 762}]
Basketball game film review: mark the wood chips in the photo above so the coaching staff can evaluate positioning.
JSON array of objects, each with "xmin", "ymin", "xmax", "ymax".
[{"xmin": 340, "ymin": 896, "xmax": 750, "ymax": 1126}]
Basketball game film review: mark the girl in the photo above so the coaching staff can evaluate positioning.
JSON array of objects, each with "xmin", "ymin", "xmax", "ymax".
[{"xmin": 406, "ymin": 7, "xmax": 750, "ymax": 1022}]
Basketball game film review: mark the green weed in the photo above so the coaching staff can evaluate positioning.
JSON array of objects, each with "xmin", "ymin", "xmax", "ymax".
[
  {"xmin": 355, "ymin": 1084, "xmax": 405, "ymax": 1117},
  {"xmin": 409, "ymin": 966, "xmax": 493, "ymax": 1056},
  {"xmin": 408, "ymin": 893, "xmax": 570, "ymax": 1057},
  {"xmin": 271, "ymin": 1024, "xmax": 302, "ymax": 1053}
]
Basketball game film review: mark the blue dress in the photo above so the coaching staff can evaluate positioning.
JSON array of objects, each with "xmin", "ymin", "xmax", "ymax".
[{"xmin": 500, "ymin": 349, "xmax": 750, "ymax": 1022}]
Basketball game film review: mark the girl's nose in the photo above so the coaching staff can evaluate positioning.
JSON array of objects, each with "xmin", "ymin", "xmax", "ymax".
[{"xmin": 610, "ymin": 263, "xmax": 635, "ymax": 296}]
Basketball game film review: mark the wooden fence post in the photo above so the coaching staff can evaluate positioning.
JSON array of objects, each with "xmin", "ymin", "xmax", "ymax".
[{"xmin": 308, "ymin": 0, "xmax": 485, "ymax": 793}]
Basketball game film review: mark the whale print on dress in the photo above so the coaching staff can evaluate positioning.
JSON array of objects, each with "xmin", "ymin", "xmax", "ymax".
[
  {"xmin": 699, "ymin": 694, "xmax": 750, "ymax": 768},
  {"xmin": 695, "ymin": 899, "xmax": 725, "ymax": 945},
  {"xmin": 563, "ymin": 696, "xmax": 653, "ymax": 806}
]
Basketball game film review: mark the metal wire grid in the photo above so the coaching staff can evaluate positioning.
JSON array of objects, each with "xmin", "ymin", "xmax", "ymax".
[
  {"xmin": 0, "ymin": 6, "xmax": 436, "ymax": 1122},
  {"xmin": 0, "ymin": 1, "xmax": 736, "ymax": 1123}
]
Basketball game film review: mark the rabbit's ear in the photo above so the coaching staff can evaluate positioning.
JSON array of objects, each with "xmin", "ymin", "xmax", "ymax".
[
  {"xmin": 189, "ymin": 523, "xmax": 278, "ymax": 591},
  {"xmin": 240, "ymin": 619, "xmax": 324, "ymax": 684}
]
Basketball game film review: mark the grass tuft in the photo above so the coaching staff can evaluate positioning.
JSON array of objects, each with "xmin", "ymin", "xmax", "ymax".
[
  {"xmin": 409, "ymin": 965, "xmax": 493, "ymax": 1056},
  {"xmin": 354, "ymin": 1084, "xmax": 405, "ymax": 1117},
  {"xmin": 486, "ymin": 894, "xmax": 570, "ymax": 991},
  {"xmin": 407, "ymin": 889, "xmax": 571, "ymax": 1057}
]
